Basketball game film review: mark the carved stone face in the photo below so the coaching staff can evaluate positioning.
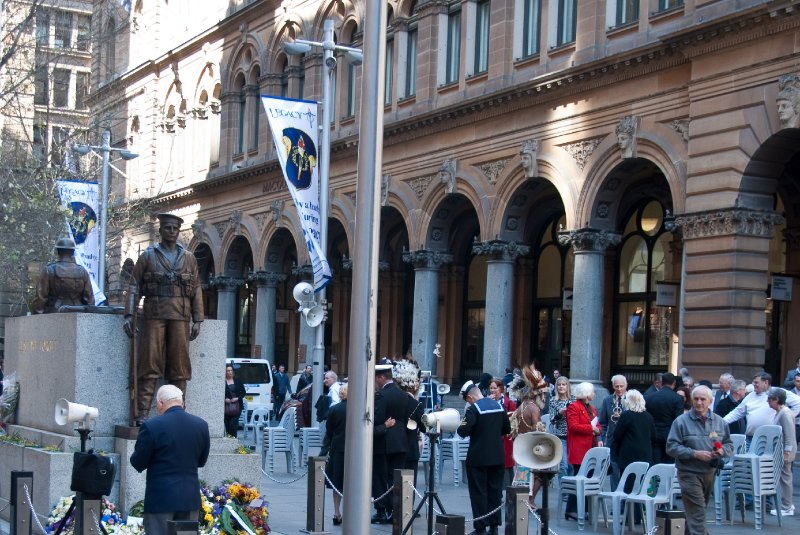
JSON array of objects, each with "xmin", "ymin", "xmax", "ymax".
[
  {"xmin": 521, "ymin": 152, "xmax": 532, "ymax": 169},
  {"xmin": 777, "ymin": 98, "xmax": 798, "ymax": 128},
  {"xmin": 617, "ymin": 132, "xmax": 632, "ymax": 150}
]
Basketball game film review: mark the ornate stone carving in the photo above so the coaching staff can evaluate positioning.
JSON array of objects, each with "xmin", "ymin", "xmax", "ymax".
[
  {"xmin": 402, "ymin": 249, "xmax": 454, "ymax": 269},
  {"xmin": 263, "ymin": 178, "xmax": 284, "ymax": 194},
  {"xmin": 472, "ymin": 240, "xmax": 530, "ymax": 261},
  {"xmin": 291, "ymin": 264, "xmax": 313, "ymax": 278},
  {"xmin": 271, "ymin": 199, "xmax": 285, "ymax": 227},
  {"xmin": 479, "ymin": 158, "xmax": 511, "ymax": 185},
  {"xmin": 615, "ymin": 115, "xmax": 640, "ymax": 159},
  {"xmin": 381, "ymin": 174, "xmax": 391, "ymax": 206},
  {"xmin": 777, "ymin": 73, "xmax": 800, "ymax": 129},
  {"xmin": 520, "ymin": 139, "xmax": 539, "ymax": 179},
  {"xmin": 558, "ymin": 228, "xmax": 622, "ymax": 252},
  {"xmin": 405, "ymin": 175, "xmax": 433, "ymax": 199},
  {"xmin": 191, "ymin": 219, "xmax": 205, "ymax": 241},
  {"xmin": 229, "ymin": 210, "xmax": 242, "ymax": 236},
  {"xmin": 674, "ymin": 209, "xmax": 784, "ymax": 239},
  {"xmin": 248, "ymin": 271, "xmax": 287, "ymax": 288},
  {"xmin": 671, "ymin": 119, "xmax": 690, "ymax": 145},
  {"xmin": 346, "ymin": 191, "xmax": 357, "ymax": 205},
  {"xmin": 439, "ymin": 158, "xmax": 457, "ymax": 194},
  {"xmin": 213, "ymin": 222, "xmax": 227, "ymax": 240},
  {"xmin": 596, "ymin": 202, "xmax": 610, "ymax": 219},
  {"xmin": 210, "ymin": 275, "xmax": 244, "ymax": 291},
  {"xmin": 254, "ymin": 212, "xmax": 268, "ymax": 231},
  {"xmin": 560, "ymin": 137, "xmax": 604, "ymax": 171}
]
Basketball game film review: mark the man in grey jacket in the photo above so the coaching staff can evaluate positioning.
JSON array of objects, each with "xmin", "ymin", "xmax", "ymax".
[{"xmin": 667, "ymin": 385, "xmax": 733, "ymax": 535}]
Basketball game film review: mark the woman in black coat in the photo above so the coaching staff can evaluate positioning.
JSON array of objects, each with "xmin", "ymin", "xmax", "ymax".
[
  {"xmin": 320, "ymin": 384, "xmax": 347, "ymax": 525},
  {"xmin": 612, "ymin": 389, "xmax": 656, "ymax": 492},
  {"xmin": 224, "ymin": 365, "xmax": 247, "ymax": 437}
]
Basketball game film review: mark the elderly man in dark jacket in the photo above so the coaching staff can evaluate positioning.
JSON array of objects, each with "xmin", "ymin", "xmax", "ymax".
[
  {"xmin": 130, "ymin": 385, "xmax": 210, "ymax": 535},
  {"xmin": 458, "ymin": 380, "xmax": 511, "ymax": 535}
]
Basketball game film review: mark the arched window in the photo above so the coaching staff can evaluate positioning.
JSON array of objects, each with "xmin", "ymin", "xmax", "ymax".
[
  {"xmin": 210, "ymin": 83, "xmax": 222, "ymax": 164},
  {"xmin": 103, "ymin": 19, "xmax": 116, "ymax": 81},
  {"xmin": 613, "ymin": 200, "xmax": 674, "ymax": 369},
  {"xmin": 234, "ymin": 73, "xmax": 246, "ymax": 154},
  {"xmin": 249, "ymin": 66, "xmax": 260, "ymax": 151}
]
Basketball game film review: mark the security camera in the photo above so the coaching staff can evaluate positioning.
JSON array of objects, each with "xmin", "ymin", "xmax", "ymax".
[{"xmin": 325, "ymin": 56, "xmax": 337, "ymax": 69}]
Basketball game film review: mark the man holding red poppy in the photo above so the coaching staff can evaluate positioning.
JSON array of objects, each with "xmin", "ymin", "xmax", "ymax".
[{"xmin": 666, "ymin": 385, "xmax": 733, "ymax": 535}]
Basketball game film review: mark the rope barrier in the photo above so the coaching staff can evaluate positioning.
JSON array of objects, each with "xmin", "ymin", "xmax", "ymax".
[
  {"xmin": 260, "ymin": 465, "xmax": 308, "ymax": 484},
  {"xmin": 405, "ymin": 480, "xmax": 443, "ymax": 516},
  {"xmin": 315, "ymin": 464, "xmax": 393, "ymax": 503},
  {"xmin": 23, "ymin": 483, "xmax": 48, "ymax": 535}
]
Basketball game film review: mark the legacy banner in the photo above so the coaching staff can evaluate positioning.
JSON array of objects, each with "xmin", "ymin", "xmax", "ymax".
[
  {"xmin": 56, "ymin": 179, "xmax": 106, "ymax": 304},
  {"xmin": 262, "ymin": 95, "xmax": 331, "ymax": 291}
]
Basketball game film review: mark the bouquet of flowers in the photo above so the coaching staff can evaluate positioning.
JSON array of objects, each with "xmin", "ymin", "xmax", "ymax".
[
  {"xmin": 202, "ymin": 481, "xmax": 270, "ymax": 535},
  {"xmin": 46, "ymin": 496, "xmax": 134, "ymax": 535}
]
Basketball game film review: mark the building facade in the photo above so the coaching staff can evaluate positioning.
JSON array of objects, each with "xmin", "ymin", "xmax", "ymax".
[{"xmin": 89, "ymin": 0, "xmax": 800, "ymax": 388}]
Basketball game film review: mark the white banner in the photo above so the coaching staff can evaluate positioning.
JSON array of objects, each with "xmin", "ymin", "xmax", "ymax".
[
  {"xmin": 56, "ymin": 179, "xmax": 106, "ymax": 304},
  {"xmin": 262, "ymin": 96, "xmax": 331, "ymax": 291}
]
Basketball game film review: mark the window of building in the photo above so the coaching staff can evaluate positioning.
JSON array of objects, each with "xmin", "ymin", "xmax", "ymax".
[
  {"xmin": 52, "ymin": 69, "xmax": 70, "ymax": 107},
  {"xmin": 50, "ymin": 127, "xmax": 69, "ymax": 166},
  {"xmin": 446, "ymin": 4, "xmax": 461, "ymax": 84},
  {"xmin": 36, "ymin": 10, "xmax": 49, "ymax": 46},
  {"xmin": 279, "ymin": 57, "xmax": 289, "ymax": 98},
  {"xmin": 250, "ymin": 69, "xmax": 260, "ymax": 151},
  {"xmin": 54, "ymin": 11, "xmax": 73, "ymax": 49},
  {"xmin": 76, "ymin": 15, "xmax": 91, "ymax": 52},
  {"xmin": 103, "ymin": 19, "xmax": 116, "ymax": 80},
  {"xmin": 346, "ymin": 62, "xmax": 357, "ymax": 117},
  {"xmin": 404, "ymin": 25, "xmax": 417, "ymax": 97},
  {"xmin": 462, "ymin": 254, "xmax": 487, "ymax": 380},
  {"xmin": 34, "ymin": 66, "xmax": 48, "ymax": 105},
  {"xmin": 614, "ymin": 0, "xmax": 639, "ymax": 26},
  {"xmin": 656, "ymin": 0, "xmax": 683, "ymax": 11},
  {"xmin": 614, "ymin": 200, "xmax": 673, "ymax": 369},
  {"xmin": 75, "ymin": 72, "xmax": 89, "ymax": 110},
  {"xmin": 473, "ymin": 0, "xmax": 490, "ymax": 74},
  {"xmin": 556, "ymin": 0, "xmax": 577, "ymax": 46},
  {"xmin": 521, "ymin": 0, "xmax": 541, "ymax": 58},
  {"xmin": 385, "ymin": 37, "xmax": 394, "ymax": 105},
  {"xmin": 235, "ymin": 75, "xmax": 246, "ymax": 155}
]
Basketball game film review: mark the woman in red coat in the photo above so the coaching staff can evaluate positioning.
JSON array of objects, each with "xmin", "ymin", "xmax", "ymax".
[
  {"xmin": 565, "ymin": 381, "xmax": 601, "ymax": 520},
  {"xmin": 489, "ymin": 378, "xmax": 517, "ymax": 486}
]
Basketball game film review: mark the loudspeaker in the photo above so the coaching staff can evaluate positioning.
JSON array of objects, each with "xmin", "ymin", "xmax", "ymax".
[
  {"xmin": 437, "ymin": 384, "xmax": 451, "ymax": 395},
  {"xmin": 513, "ymin": 431, "xmax": 563, "ymax": 469},
  {"xmin": 303, "ymin": 305, "xmax": 325, "ymax": 327},
  {"xmin": 292, "ymin": 282, "xmax": 314, "ymax": 304},
  {"xmin": 421, "ymin": 408, "xmax": 461, "ymax": 433},
  {"xmin": 55, "ymin": 399, "xmax": 99, "ymax": 426}
]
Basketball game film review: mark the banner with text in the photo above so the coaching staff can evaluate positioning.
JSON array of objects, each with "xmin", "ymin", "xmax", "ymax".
[
  {"xmin": 56, "ymin": 179, "xmax": 106, "ymax": 304},
  {"xmin": 262, "ymin": 95, "xmax": 331, "ymax": 291}
]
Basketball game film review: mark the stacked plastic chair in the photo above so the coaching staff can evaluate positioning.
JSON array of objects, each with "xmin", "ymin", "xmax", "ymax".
[
  {"xmin": 298, "ymin": 426, "xmax": 323, "ymax": 468},
  {"xmin": 262, "ymin": 406, "xmax": 297, "ymax": 473},
  {"xmin": 243, "ymin": 406, "xmax": 269, "ymax": 444},
  {"xmin": 731, "ymin": 424, "xmax": 783, "ymax": 529},
  {"xmin": 558, "ymin": 446, "xmax": 611, "ymax": 531},
  {"xmin": 621, "ymin": 463, "xmax": 676, "ymax": 535},
  {"xmin": 714, "ymin": 433, "xmax": 746, "ymax": 524},
  {"xmin": 594, "ymin": 461, "xmax": 649, "ymax": 535}
]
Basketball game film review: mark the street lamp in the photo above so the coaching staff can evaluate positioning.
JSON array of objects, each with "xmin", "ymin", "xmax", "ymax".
[
  {"xmin": 72, "ymin": 130, "xmax": 138, "ymax": 295},
  {"xmin": 284, "ymin": 20, "xmax": 362, "ymax": 426}
]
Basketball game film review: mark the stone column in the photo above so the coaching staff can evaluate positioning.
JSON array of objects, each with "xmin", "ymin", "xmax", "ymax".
[
  {"xmin": 558, "ymin": 229, "xmax": 621, "ymax": 386},
  {"xmin": 473, "ymin": 240, "xmax": 530, "ymax": 376},
  {"xmin": 292, "ymin": 265, "xmax": 316, "ymax": 366},
  {"xmin": 783, "ymin": 227, "xmax": 800, "ymax": 371},
  {"xmin": 211, "ymin": 276, "xmax": 243, "ymax": 359},
  {"xmin": 402, "ymin": 250, "xmax": 453, "ymax": 373},
  {"xmin": 249, "ymin": 271, "xmax": 287, "ymax": 362}
]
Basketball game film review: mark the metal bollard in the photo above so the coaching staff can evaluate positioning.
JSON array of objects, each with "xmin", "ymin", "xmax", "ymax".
[
  {"xmin": 504, "ymin": 486, "xmax": 529, "ymax": 535},
  {"xmin": 392, "ymin": 469, "xmax": 414, "ymax": 535},
  {"xmin": 301, "ymin": 456, "xmax": 330, "ymax": 534},
  {"xmin": 435, "ymin": 514, "xmax": 465, "ymax": 535},
  {"xmin": 167, "ymin": 520, "xmax": 199, "ymax": 535},
  {"xmin": 75, "ymin": 493, "xmax": 102, "ymax": 535},
  {"xmin": 10, "ymin": 471, "xmax": 33, "ymax": 535}
]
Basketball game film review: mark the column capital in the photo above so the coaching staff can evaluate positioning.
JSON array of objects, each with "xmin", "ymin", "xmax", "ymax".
[
  {"xmin": 402, "ymin": 249, "xmax": 454, "ymax": 269},
  {"xmin": 248, "ymin": 271, "xmax": 287, "ymax": 288},
  {"xmin": 210, "ymin": 275, "xmax": 244, "ymax": 291},
  {"xmin": 291, "ymin": 264, "xmax": 313, "ymax": 278},
  {"xmin": 472, "ymin": 240, "xmax": 529, "ymax": 261},
  {"xmin": 558, "ymin": 228, "xmax": 622, "ymax": 252},
  {"xmin": 672, "ymin": 208, "xmax": 784, "ymax": 239}
]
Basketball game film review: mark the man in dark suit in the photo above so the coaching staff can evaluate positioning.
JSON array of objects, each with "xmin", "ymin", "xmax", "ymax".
[
  {"xmin": 645, "ymin": 372, "xmax": 684, "ymax": 463},
  {"xmin": 598, "ymin": 374, "xmax": 627, "ymax": 489},
  {"xmin": 644, "ymin": 373, "xmax": 663, "ymax": 397},
  {"xmin": 458, "ymin": 380, "xmax": 511, "ymax": 535},
  {"xmin": 130, "ymin": 385, "xmax": 210, "ymax": 535},
  {"xmin": 713, "ymin": 373, "xmax": 734, "ymax": 409},
  {"xmin": 371, "ymin": 359, "xmax": 409, "ymax": 524},
  {"xmin": 713, "ymin": 379, "xmax": 747, "ymax": 435},
  {"xmin": 272, "ymin": 365, "xmax": 292, "ymax": 410}
]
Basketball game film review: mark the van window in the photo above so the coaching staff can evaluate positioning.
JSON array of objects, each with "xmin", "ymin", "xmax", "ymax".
[{"xmin": 231, "ymin": 362, "xmax": 271, "ymax": 384}]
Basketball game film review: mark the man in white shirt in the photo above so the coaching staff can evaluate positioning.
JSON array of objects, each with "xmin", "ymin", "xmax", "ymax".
[
  {"xmin": 324, "ymin": 371, "xmax": 341, "ymax": 406},
  {"xmin": 724, "ymin": 372, "xmax": 800, "ymax": 442}
]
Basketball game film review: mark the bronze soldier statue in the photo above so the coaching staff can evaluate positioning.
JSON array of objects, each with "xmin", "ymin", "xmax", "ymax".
[
  {"xmin": 32, "ymin": 237, "xmax": 94, "ymax": 313},
  {"xmin": 124, "ymin": 213, "xmax": 203, "ymax": 425}
]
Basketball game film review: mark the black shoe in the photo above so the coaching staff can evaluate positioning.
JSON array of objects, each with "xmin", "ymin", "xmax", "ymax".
[
  {"xmin": 371, "ymin": 512, "xmax": 386, "ymax": 524},
  {"xmin": 488, "ymin": 527, "xmax": 499, "ymax": 535},
  {"xmin": 332, "ymin": 515, "xmax": 342, "ymax": 526},
  {"xmin": 565, "ymin": 513, "xmax": 578, "ymax": 521}
]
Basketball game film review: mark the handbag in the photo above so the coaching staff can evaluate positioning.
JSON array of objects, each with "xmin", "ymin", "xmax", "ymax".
[
  {"xmin": 71, "ymin": 451, "xmax": 115, "ymax": 497},
  {"xmin": 225, "ymin": 399, "xmax": 240, "ymax": 418}
]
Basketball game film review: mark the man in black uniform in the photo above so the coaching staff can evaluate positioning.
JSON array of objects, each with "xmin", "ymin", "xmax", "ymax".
[
  {"xmin": 371, "ymin": 358, "xmax": 409, "ymax": 524},
  {"xmin": 645, "ymin": 372, "xmax": 684, "ymax": 463},
  {"xmin": 458, "ymin": 380, "xmax": 510, "ymax": 535},
  {"xmin": 33, "ymin": 237, "xmax": 94, "ymax": 313}
]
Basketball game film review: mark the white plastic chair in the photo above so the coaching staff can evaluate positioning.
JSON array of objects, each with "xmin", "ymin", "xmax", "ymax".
[
  {"xmin": 438, "ymin": 435, "xmax": 469, "ymax": 486},
  {"xmin": 714, "ymin": 433, "xmax": 746, "ymax": 524},
  {"xmin": 237, "ymin": 399, "xmax": 249, "ymax": 434},
  {"xmin": 419, "ymin": 434, "xmax": 433, "ymax": 487},
  {"xmin": 622, "ymin": 463, "xmax": 676, "ymax": 535},
  {"xmin": 262, "ymin": 406, "xmax": 297, "ymax": 473},
  {"xmin": 594, "ymin": 461, "xmax": 649, "ymax": 535},
  {"xmin": 243, "ymin": 407, "xmax": 270, "ymax": 444},
  {"xmin": 731, "ymin": 425, "xmax": 783, "ymax": 529},
  {"xmin": 559, "ymin": 446, "xmax": 611, "ymax": 531},
  {"xmin": 298, "ymin": 426, "xmax": 323, "ymax": 468}
]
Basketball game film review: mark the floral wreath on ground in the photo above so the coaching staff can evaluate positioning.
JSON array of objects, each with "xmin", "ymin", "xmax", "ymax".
[{"xmin": 45, "ymin": 495, "xmax": 135, "ymax": 535}]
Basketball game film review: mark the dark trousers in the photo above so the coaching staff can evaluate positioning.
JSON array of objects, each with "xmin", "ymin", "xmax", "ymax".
[
  {"xmin": 143, "ymin": 510, "xmax": 197, "ymax": 535},
  {"xmin": 466, "ymin": 464, "xmax": 503, "ymax": 530},
  {"xmin": 224, "ymin": 415, "xmax": 238, "ymax": 437},
  {"xmin": 372, "ymin": 453, "xmax": 389, "ymax": 513}
]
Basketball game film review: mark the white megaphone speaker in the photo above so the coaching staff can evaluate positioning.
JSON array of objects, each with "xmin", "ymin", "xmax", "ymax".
[
  {"xmin": 302, "ymin": 304, "xmax": 325, "ymax": 327},
  {"xmin": 421, "ymin": 408, "xmax": 461, "ymax": 433},
  {"xmin": 55, "ymin": 398, "xmax": 99, "ymax": 428},
  {"xmin": 437, "ymin": 383, "xmax": 451, "ymax": 395},
  {"xmin": 513, "ymin": 432, "xmax": 563, "ymax": 469},
  {"xmin": 292, "ymin": 282, "xmax": 314, "ymax": 304}
]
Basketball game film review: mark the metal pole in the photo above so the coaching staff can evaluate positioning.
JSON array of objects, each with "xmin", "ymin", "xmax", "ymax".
[
  {"xmin": 310, "ymin": 19, "xmax": 334, "ymax": 428},
  {"xmin": 98, "ymin": 129, "xmax": 111, "ymax": 295},
  {"xmin": 341, "ymin": 1, "xmax": 386, "ymax": 533}
]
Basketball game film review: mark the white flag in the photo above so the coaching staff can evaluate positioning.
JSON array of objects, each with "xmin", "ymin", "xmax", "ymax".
[
  {"xmin": 56, "ymin": 180, "xmax": 106, "ymax": 304},
  {"xmin": 262, "ymin": 96, "xmax": 331, "ymax": 291}
]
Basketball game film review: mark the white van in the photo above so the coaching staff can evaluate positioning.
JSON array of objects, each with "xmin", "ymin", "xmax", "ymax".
[{"xmin": 226, "ymin": 358, "xmax": 273, "ymax": 416}]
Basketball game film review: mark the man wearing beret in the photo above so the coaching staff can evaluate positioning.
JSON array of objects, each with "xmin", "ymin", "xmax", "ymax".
[{"xmin": 124, "ymin": 213, "xmax": 203, "ymax": 425}]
